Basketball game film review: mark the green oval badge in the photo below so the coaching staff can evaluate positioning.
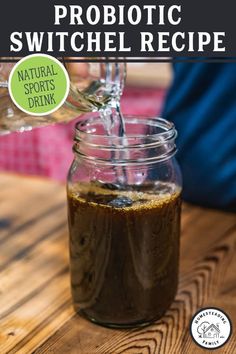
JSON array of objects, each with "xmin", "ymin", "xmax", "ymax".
[{"xmin": 9, "ymin": 54, "xmax": 70, "ymax": 116}]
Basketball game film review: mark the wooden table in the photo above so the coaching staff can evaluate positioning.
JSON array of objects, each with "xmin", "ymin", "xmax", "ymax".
[{"xmin": 0, "ymin": 173, "xmax": 235, "ymax": 354}]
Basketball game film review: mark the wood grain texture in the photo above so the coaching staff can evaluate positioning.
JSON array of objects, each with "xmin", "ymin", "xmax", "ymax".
[{"xmin": 0, "ymin": 173, "xmax": 235, "ymax": 354}]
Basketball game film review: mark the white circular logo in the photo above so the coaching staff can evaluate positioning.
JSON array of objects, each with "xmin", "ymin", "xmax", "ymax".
[{"xmin": 190, "ymin": 307, "xmax": 232, "ymax": 350}]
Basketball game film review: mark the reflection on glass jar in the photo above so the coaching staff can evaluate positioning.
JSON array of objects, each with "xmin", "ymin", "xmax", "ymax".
[{"xmin": 67, "ymin": 114, "xmax": 182, "ymax": 328}]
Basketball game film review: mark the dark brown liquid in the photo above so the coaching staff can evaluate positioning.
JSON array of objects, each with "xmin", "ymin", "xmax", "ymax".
[{"xmin": 67, "ymin": 183, "xmax": 181, "ymax": 327}]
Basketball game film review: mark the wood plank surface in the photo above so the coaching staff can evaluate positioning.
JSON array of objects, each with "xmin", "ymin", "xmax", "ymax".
[{"xmin": 0, "ymin": 173, "xmax": 235, "ymax": 354}]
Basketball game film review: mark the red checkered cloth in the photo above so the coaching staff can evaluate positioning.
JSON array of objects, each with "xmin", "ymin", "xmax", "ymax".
[{"xmin": 0, "ymin": 87, "xmax": 166, "ymax": 181}]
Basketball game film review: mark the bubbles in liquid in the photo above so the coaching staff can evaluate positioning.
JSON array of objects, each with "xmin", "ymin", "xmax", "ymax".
[
  {"xmin": 108, "ymin": 196, "xmax": 133, "ymax": 208},
  {"xmin": 154, "ymin": 181, "xmax": 176, "ymax": 195}
]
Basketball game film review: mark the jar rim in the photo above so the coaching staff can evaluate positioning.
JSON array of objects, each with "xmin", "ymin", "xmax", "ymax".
[
  {"xmin": 75, "ymin": 115, "xmax": 176, "ymax": 142},
  {"xmin": 73, "ymin": 115, "xmax": 178, "ymax": 165}
]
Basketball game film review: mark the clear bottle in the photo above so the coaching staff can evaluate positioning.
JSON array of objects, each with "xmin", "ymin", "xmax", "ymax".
[
  {"xmin": 0, "ymin": 59, "xmax": 126, "ymax": 134},
  {"xmin": 67, "ymin": 113, "xmax": 182, "ymax": 328}
]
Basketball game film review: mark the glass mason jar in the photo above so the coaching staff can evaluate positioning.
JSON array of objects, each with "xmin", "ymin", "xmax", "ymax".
[
  {"xmin": 67, "ymin": 114, "xmax": 182, "ymax": 328},
  {"xmin": 0, "ymin": 59, "xmax": 126, "ymax": 134}
]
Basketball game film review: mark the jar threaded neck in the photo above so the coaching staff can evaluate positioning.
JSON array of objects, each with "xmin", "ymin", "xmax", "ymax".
[{"xmin": 73, "ymin": 116, "xmax": 177, "ymax": 166}]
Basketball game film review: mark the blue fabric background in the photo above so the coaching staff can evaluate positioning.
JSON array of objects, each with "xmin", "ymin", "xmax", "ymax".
[{"xmin": 162, "ymin": 62, "xmax": 236, "ymax": 210}]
